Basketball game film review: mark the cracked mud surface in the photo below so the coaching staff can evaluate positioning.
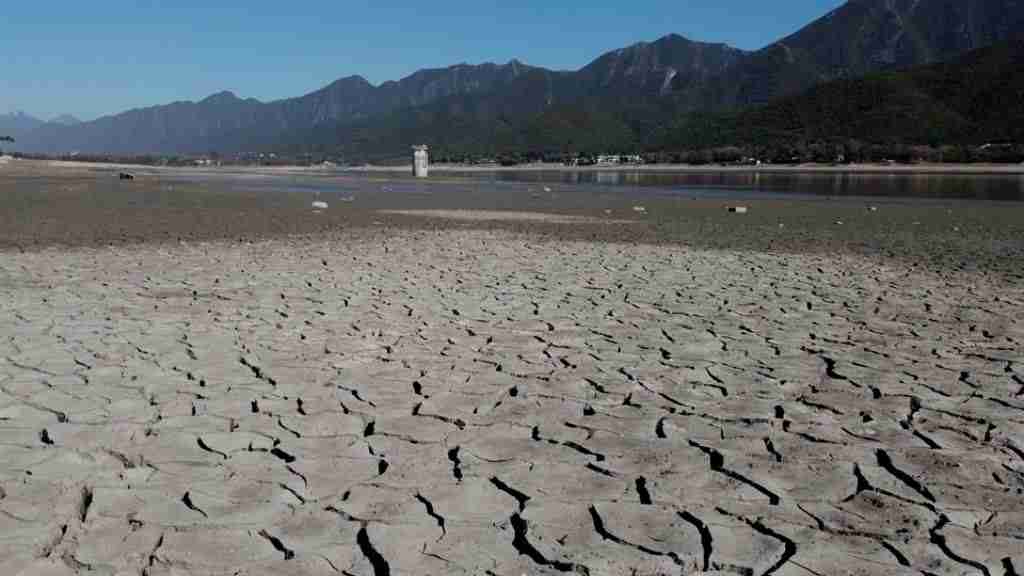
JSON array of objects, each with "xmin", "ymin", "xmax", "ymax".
[{"xmin": 1, "ymin": 226, "xmax": 1022, "ymax": 576}]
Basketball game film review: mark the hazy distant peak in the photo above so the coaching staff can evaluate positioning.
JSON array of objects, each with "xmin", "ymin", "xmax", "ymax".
[
  {"xmin": 201, "ymin": 90, "xmax": 242, "ymax": 105},
  {"xmin": 321, "ymin": 75, "xmax": 373, "ymax": 90},
  {"xmin": 649, "ymin": 33, "xmax": 691, "ymax": 46},
  {"xmin": 50, "ymin": 114, "xmax": 81, "ymax": 126},
  {"xmin": 0, "ymin": 110, "xmax": 46, "ymax": 139},
  {"xmin": 3, "ymin": 110, "xmax": 40, "ymax": 120},
  {"xmin": 609, "ymin": 33, "xmax": 745, "ymax": 59},
  {"xmin": 624, "ymin": 34, "xmax": 714, "ymax": 48}
]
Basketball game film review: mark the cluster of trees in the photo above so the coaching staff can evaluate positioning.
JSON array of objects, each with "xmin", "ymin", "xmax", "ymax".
[
  {"xmin": 7, "ymin": 152, "xmax": 200, "ymax": 166},
  {"xmin": 419, "ymin": 142, "xmax": 1024, "ymax": 168},
  {"xmin": 641, "ymin": 143, "xmax": 1024, "ymax": 166},
  {"xmin": 5, "ymin": 150, "xmax": 347, "ymax": 168}
]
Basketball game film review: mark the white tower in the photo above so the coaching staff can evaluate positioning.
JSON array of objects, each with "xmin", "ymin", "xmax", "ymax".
[{"xmin": 412, "ymin": 145, "xmax": 429, "ymax": 178}]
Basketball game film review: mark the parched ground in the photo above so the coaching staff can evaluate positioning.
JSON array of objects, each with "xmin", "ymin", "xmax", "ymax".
[{"xmin": 1, "ymin": 226, "xmax": 1022, "ymax": 576}]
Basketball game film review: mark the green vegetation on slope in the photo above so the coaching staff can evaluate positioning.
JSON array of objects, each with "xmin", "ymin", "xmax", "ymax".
[{"xmin": 651, "ymin": 38, "xmax": 1024, "ymax": 156}]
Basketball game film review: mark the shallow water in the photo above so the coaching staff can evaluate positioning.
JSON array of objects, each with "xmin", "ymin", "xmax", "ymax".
[
  {"xmin": 438, "ymin": 170, "xmax": 1024, "ymax": 201},
  {"xmin": 166, "ymin": 169, "xmax": 1024, "ymax": 202}
]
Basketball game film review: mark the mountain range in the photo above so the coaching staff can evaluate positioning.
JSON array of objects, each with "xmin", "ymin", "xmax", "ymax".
[
  {"xmin": 9, "ymin": 0, "xmax": 1024, "ymax": 157},
  {"xmin": 0, "ymin": 112, "xmax": 80, "ymax": 141}
]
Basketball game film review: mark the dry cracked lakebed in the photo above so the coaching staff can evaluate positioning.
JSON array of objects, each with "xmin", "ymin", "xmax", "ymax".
[{"xmin": 0, "ymin": 227, "xmax": 1022, "ymax": 576}]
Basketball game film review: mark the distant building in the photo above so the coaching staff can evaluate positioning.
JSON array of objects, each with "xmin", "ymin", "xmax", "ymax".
[
  {"xmin": 595, "ymin": 154, "xmax": 643, "ymax": 166},
  {"xmin": 413, "ymin": 145, "xmax": 429, "ymax": 178}
]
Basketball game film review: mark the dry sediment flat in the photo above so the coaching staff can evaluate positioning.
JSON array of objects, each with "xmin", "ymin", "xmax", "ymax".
[
  {"xmin": 5, "ymin": 160, "xmax": 1024, "ymax": 264},
  {"xmin": 1, "ymin": 224, "xmax": 1022, "ymax": 576},
  {"xmin": 377, "ymin": 210, "xmax": 636, "ymax": 224}
]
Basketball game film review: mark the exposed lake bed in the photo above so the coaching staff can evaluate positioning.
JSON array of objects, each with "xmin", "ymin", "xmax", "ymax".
[{"xmin": 1, "ymin": 160, "xmax": 1022, "ymax": 575}]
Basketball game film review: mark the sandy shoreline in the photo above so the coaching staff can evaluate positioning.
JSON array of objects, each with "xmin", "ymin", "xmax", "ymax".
[{"xmin": 1, "ymin": 227, "xmax": 1022, "ymax": 575}]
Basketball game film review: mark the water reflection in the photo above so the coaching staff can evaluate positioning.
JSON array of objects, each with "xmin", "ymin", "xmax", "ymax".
[
  {"xmin": 165, "ymin": 168, "xmax": 1024, "ymax": 202},
  {"xmin": 445, "ymin": 170, "xmax": 1024, "ymax": 201}
]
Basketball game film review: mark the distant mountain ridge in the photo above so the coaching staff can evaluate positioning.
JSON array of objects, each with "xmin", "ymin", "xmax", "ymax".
[
  {"xmin": 3, "ymin": 35, "xmax": 754, "ymax": 154},
  {"xmin": 12, "ymin": 0, "xmax": 1024, "ymax": 155},
  {"xmin": 0, "ymin": 112, "xmax": 45, "ymax": 140},
  {"xmin": 1, "ymin": 111, "xmax": 81, "ymax": 140},
  {"xmin": 49, "ymin": 114, "xmax": 81, "ymax": 126},
  {"xmin": 16, "ymin": 59, "xmax": 552, "ymax": 154}
]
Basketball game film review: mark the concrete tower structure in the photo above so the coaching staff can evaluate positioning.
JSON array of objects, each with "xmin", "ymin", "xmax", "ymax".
[{"xmin": 412, "ymin": 145, "xmax": 429, "ymax": 178}]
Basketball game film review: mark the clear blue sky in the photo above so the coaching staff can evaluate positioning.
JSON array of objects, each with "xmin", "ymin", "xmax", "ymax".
[{"xmin": 1, "ymin": 0, "xmax": 845, "ymax": 121}]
